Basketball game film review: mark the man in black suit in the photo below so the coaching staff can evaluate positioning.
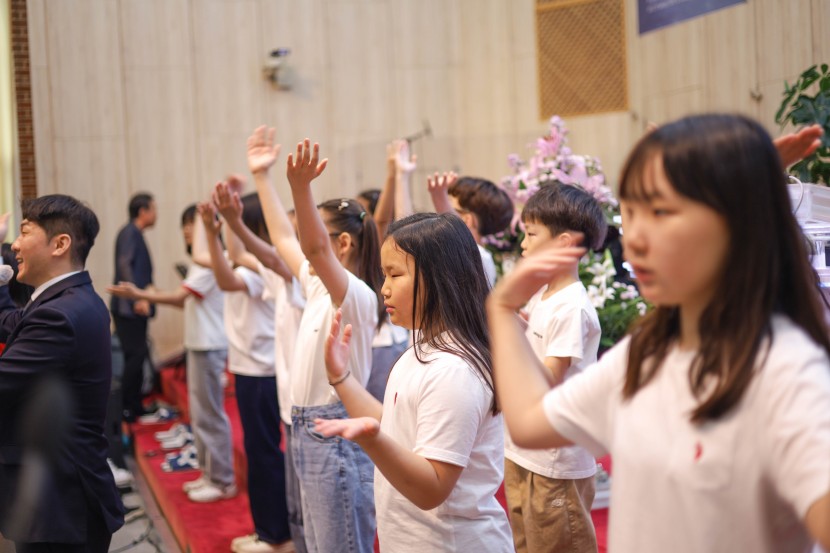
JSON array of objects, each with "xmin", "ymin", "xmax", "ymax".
[
  {"xmin": 0, "ymin": 195, "xmax": 124, "ymax": 553},
  {"xmin": 111, "ymin": 192, "xmax": 156, "ymax": 422}
]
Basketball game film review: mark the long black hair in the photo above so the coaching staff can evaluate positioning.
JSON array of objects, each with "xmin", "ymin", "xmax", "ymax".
[
  {"xmin": 388, "ymin": 212, "xmax": 498, "ymax": 414},
  {"xmin": 319, "ymin": 198, "xmax": 384, "ymax": 328},
  {"xmin": 620, "ymin": 113, "xmax": 830, "ymax": 422}
]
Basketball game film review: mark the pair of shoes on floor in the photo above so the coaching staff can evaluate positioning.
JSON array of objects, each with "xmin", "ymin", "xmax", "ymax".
[
  {"xmin": 107, "ymin": 458, "xmax": 133, "ymax": 488},
  {"xmin": 231, "ymin": 534, "xmax": 295, "ymax": 553},
  {"xmin": 154, "ymin": 422, "xmax": 191, "ymax": 442},
  {"xmin": 161, "ymin": 446, "xmax": 199, "ymax": 472},
  {"xmin": 138, "ymin": 407, "xmax": 179, "ymax": 424},
  {"xmin": 187, "ymin": 480, "xmax": 237, "ymax": 503}
]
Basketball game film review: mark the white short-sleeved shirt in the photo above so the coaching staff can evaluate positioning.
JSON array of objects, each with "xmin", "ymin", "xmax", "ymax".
[
  {"xmin": 543, "ymin": 315, "xmax": 830, "ymax": 553},
  {"xmin": 505, "ymin": 282, "xmax": 599, "ymax": 478},
  {"xmin": 224, "ymin": 267, "xmax": 275, "ymax": 377},
  {"xmin": 182, "ymin": 264, "xmax": 227, "ymax": 351},
  {"xmin": 292, "ymin": 260, "xmax": 377, "ymax": 407},
  {"xmin": 258, "ymin": 262, "xmax": 304, "ymax": 424},
  {"xmin": 375, "ymin": 339, "xmax": 514, "ymax": 552},
  {"xmin": 478, "ymin": 244, "xmax": 497, "ymax": 288}
]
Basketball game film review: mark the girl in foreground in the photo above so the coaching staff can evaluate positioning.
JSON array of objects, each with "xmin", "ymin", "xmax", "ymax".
[
  {"xmin": 316, "ymin": 213, "xmax": 514, "ymax": 552},
  {"xmin": 487, "ymin": 113, "xmax": 830, "ymax": 553}
]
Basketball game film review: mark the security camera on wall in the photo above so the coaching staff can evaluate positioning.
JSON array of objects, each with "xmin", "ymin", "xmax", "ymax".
[{"xmin": 263, "ymin": 48, "xmax": 293, "ymax": 90}]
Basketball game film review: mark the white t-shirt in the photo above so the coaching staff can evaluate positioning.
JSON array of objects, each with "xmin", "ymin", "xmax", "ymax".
[
  {"xmin": 258, "ymin": 262, "xmax": 304, "ymax": 424},
  {"xmin": 505, "ymin": 282, "xmax": 599, "ymax": 479},
  {"xmin": 543, "ymin": 315, "xmax": 830, "ymax": 553},
  {"xmin": 375, "ymin": 339, "xmax": 514, "ymax": 552},
  {"xmin": 478, "ymin": 244, "xmax": 497, "ymax": 288},
  {"xmin": 292, "ymin": 260, "xmax": 377, "ymax": 407},
  {"xmin": 224, "ymin": 267, "xmax": 275, "ymax": 377},
  {"xmin": 182, "ymin": 264, "xmax": 227, "ymax": 351}
]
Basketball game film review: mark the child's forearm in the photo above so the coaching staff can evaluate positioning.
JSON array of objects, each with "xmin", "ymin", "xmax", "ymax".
[
  {"xmin": 358, "ymin": 431, "xmax": 459, "ymax": 511},
  {"xmin": 331, "ymin": 373, "xmax": 383, "ymax": 421},
  {"xmin": 138, "ymin": 286, "xmax": 189, "ymax": 308},
  {"xmin": 486, "ymin": 297, "xmax": 571, "ymax": 449},
  {"xmin": 207, "ymin": 232, "xmax": 246, "ymax": 292},
  {"xmin": 252, "ymin": 171, "xmax": 304, "ymax": 276}
]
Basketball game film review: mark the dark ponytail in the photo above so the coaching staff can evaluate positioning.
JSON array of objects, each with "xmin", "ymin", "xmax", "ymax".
[{"xmin": 319, "ymin": 198, "xmax": 384, "ymax": 329}]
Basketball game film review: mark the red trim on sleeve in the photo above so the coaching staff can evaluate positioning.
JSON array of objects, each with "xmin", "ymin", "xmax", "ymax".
[{"xmin": 182, "ymin": 285, "xmax": 204, "ymax": 300}]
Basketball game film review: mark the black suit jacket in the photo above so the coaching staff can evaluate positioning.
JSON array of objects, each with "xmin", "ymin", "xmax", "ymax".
[
  {"xmin": 110, "ymin": 222, "xmax": 154, "ymax": 318},
  {"xmin": 0, "ymin": 272, "xmax": 124, "ymax": 543}
]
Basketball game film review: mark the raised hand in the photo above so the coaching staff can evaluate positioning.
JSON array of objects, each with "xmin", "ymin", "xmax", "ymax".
[
  {"xmin": 325, "ymin": 309, "xmax": 352, "ymax": 384},
  {"xmin": 213, "ymin": 181, "xmax": 244, "ymax": 223},
  {"xmin": 197, "ymin": 201, "xmax": 221, "ymax": 236},
  {"xmin": 286, "ymin": 138, "xmax": 328, "ymax": 189},
  {"xmin": 427, "ymin": 171, "xmax": 457, "ymax": 198},
  {"xmin": 226, "ymin": 173, "xmax": 247, "ymax": 195},
  {"xmin": 774, "ymin": 124, "xmax": 823, "ymax": 169},
  {"xmin": 313, "ymin": 417, "xmax": 380, "ymax": 443},
  {"xmin": 247, "ymin": 126, "xmax": 282, "ymax": 175},
  {"xmin": 393, "ymin": 139, "xmax": 417, "ymax": 174},
  {"xmin": 489, "ymin": 244, "xmax": 585, "ymax": 311}
]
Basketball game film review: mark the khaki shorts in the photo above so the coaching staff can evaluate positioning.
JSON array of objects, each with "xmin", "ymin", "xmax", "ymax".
[{"xmin": 504, "ymin": 458, "xmax": 598, "ymax": 553}]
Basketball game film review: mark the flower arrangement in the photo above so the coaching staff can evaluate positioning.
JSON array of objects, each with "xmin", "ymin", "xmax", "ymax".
[{"xmin": 487, "ymin": 116, "xmax": 649, "ymax": 350}]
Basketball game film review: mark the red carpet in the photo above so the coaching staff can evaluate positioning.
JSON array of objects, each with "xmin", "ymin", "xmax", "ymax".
[{"xmin": 134, "ymin": 364, "xmax": 610, "ymax": 553}]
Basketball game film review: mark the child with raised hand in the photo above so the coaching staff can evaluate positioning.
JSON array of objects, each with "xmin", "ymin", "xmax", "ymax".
[
  {"xmin": 245, "ymin": 126, "xmax": 382, "ymax": 553},
  {"xmin": 211, "ymin": 179, "xmax": 307, "ymax": 553},
  {"xmin": 487, "ymin": 113, "xmax": 830, "ymax": 553},
  {"xmin": 196, "ymin": 194, "xmax": 294, "ymax": 553},
  {"xmin": 315, "ymin": 212, "xmax": 514, "ymax": 553},
  {"xmin": 426, "ymin": 172, "xmax": 513, "ymax": 287},
  {"xmin": 503, "ymin": 183, "xmax": 607, "ymax": 553},
  {"xmin": 364, "ymin": 139, "xmax": 417, "ymax": 402}
]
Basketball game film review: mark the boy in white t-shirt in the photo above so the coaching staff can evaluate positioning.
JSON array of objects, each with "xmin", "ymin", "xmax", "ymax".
[
  {"xmin": 427, "ymin": 174, "xmax": 514, "ymax": 288},
  {"xmin": 504, "ymin": 184, "xmax": 607, "ymax": 553},
  {"xmin": 109, "ymin": 205, "xmax": 234, "ymax": 503}
]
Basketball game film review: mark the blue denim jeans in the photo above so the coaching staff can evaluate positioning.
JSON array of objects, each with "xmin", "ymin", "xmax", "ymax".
[
  {"xmin": 284, "ymin": 424, "xmax": 308, "ymax": 553},
  {"xmin": 291, "ymin": 402, "xmax": 375, "ymax": 553}
]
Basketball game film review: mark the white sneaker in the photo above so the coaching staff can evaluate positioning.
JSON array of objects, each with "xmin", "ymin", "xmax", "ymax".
[
  {"xmin": 231, "ymin": 533, "xmax": 259, "ymax": 551},
  {"xmin": 160, "ymin": 432, "xmax": 194, "ymax": 450},
  {"xmin": 234, "ymin": 538, "xmax": 295, "ymax": 553},
  {"xmin": 107, "ymin": 458, "xmax": 133, "ymax": 488},
  {"xmin": 187, "ymin": 481, "xmax": 237, "ymax": 503},
  {"xmin": 155, "ymin": 423, "xmax": 191, "ymax": 442},
  {"xmin": 182, "ymin": 474, "xmax": 208, "ymax": 493}
]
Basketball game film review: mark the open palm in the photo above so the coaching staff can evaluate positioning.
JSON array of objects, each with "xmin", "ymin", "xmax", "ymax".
[
  {"xmin": 247, "ymin": 126, "xmax": 281, "ymax": 174},
  {"xmin": 314, "ymin": 417, "xmax": 380, "ymax": 442},
  {"xmin": 325, "ymin": 310, "xmax": 351, "ymax": 383}
]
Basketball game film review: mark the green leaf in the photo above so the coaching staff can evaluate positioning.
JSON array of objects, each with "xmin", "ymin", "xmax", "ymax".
[{"xmin": 823, "ymin": 64, "xmax": 829, "ymax": 74}]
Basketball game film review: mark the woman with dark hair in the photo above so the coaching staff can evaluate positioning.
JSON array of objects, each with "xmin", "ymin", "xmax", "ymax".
[{"xmin": 488, "ymin": 114, "xmax": 830, "ymax": 553}]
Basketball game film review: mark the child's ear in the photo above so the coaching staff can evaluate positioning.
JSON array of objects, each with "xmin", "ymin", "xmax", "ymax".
[
  {"xmin": 556, "ymin": 231, "xmax": 580, "ymax": 248},
  {"xmin": 337, "ymin": 232, "xmax": 354, "ymax": 254}
]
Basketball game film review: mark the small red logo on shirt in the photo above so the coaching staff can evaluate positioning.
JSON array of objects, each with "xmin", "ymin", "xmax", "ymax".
[{"xmin": 694, "ymin": 442, "xmax": 703, "ymax": 461}]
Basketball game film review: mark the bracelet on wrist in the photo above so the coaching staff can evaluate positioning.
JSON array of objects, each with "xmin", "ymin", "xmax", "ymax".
[{"xmin": 328, "ymin": 370, "xmax": 351, "ymax": 387}]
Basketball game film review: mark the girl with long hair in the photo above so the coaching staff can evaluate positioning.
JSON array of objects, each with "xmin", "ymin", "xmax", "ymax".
[
  {"xmin": 315, "ymin": 213, "xmax": 514, "ymax": 552},
  {"xmin": 487, "ymin": 113, "xmax": 830, "ymax": 553},
  {"xmin": 245, "ymin": 127, "xmax": 382, "ymax": 553}
]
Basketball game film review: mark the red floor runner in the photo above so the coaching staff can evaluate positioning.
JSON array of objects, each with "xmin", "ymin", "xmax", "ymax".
[{"xmin": 136, "ymin": 366, "xmax": 609, "ymax": 553}]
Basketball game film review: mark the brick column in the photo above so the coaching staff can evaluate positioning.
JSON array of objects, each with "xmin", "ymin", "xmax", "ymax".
[{"xmin": 10, "ymin": 0, "xmax": 36, "ymax": 199}]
